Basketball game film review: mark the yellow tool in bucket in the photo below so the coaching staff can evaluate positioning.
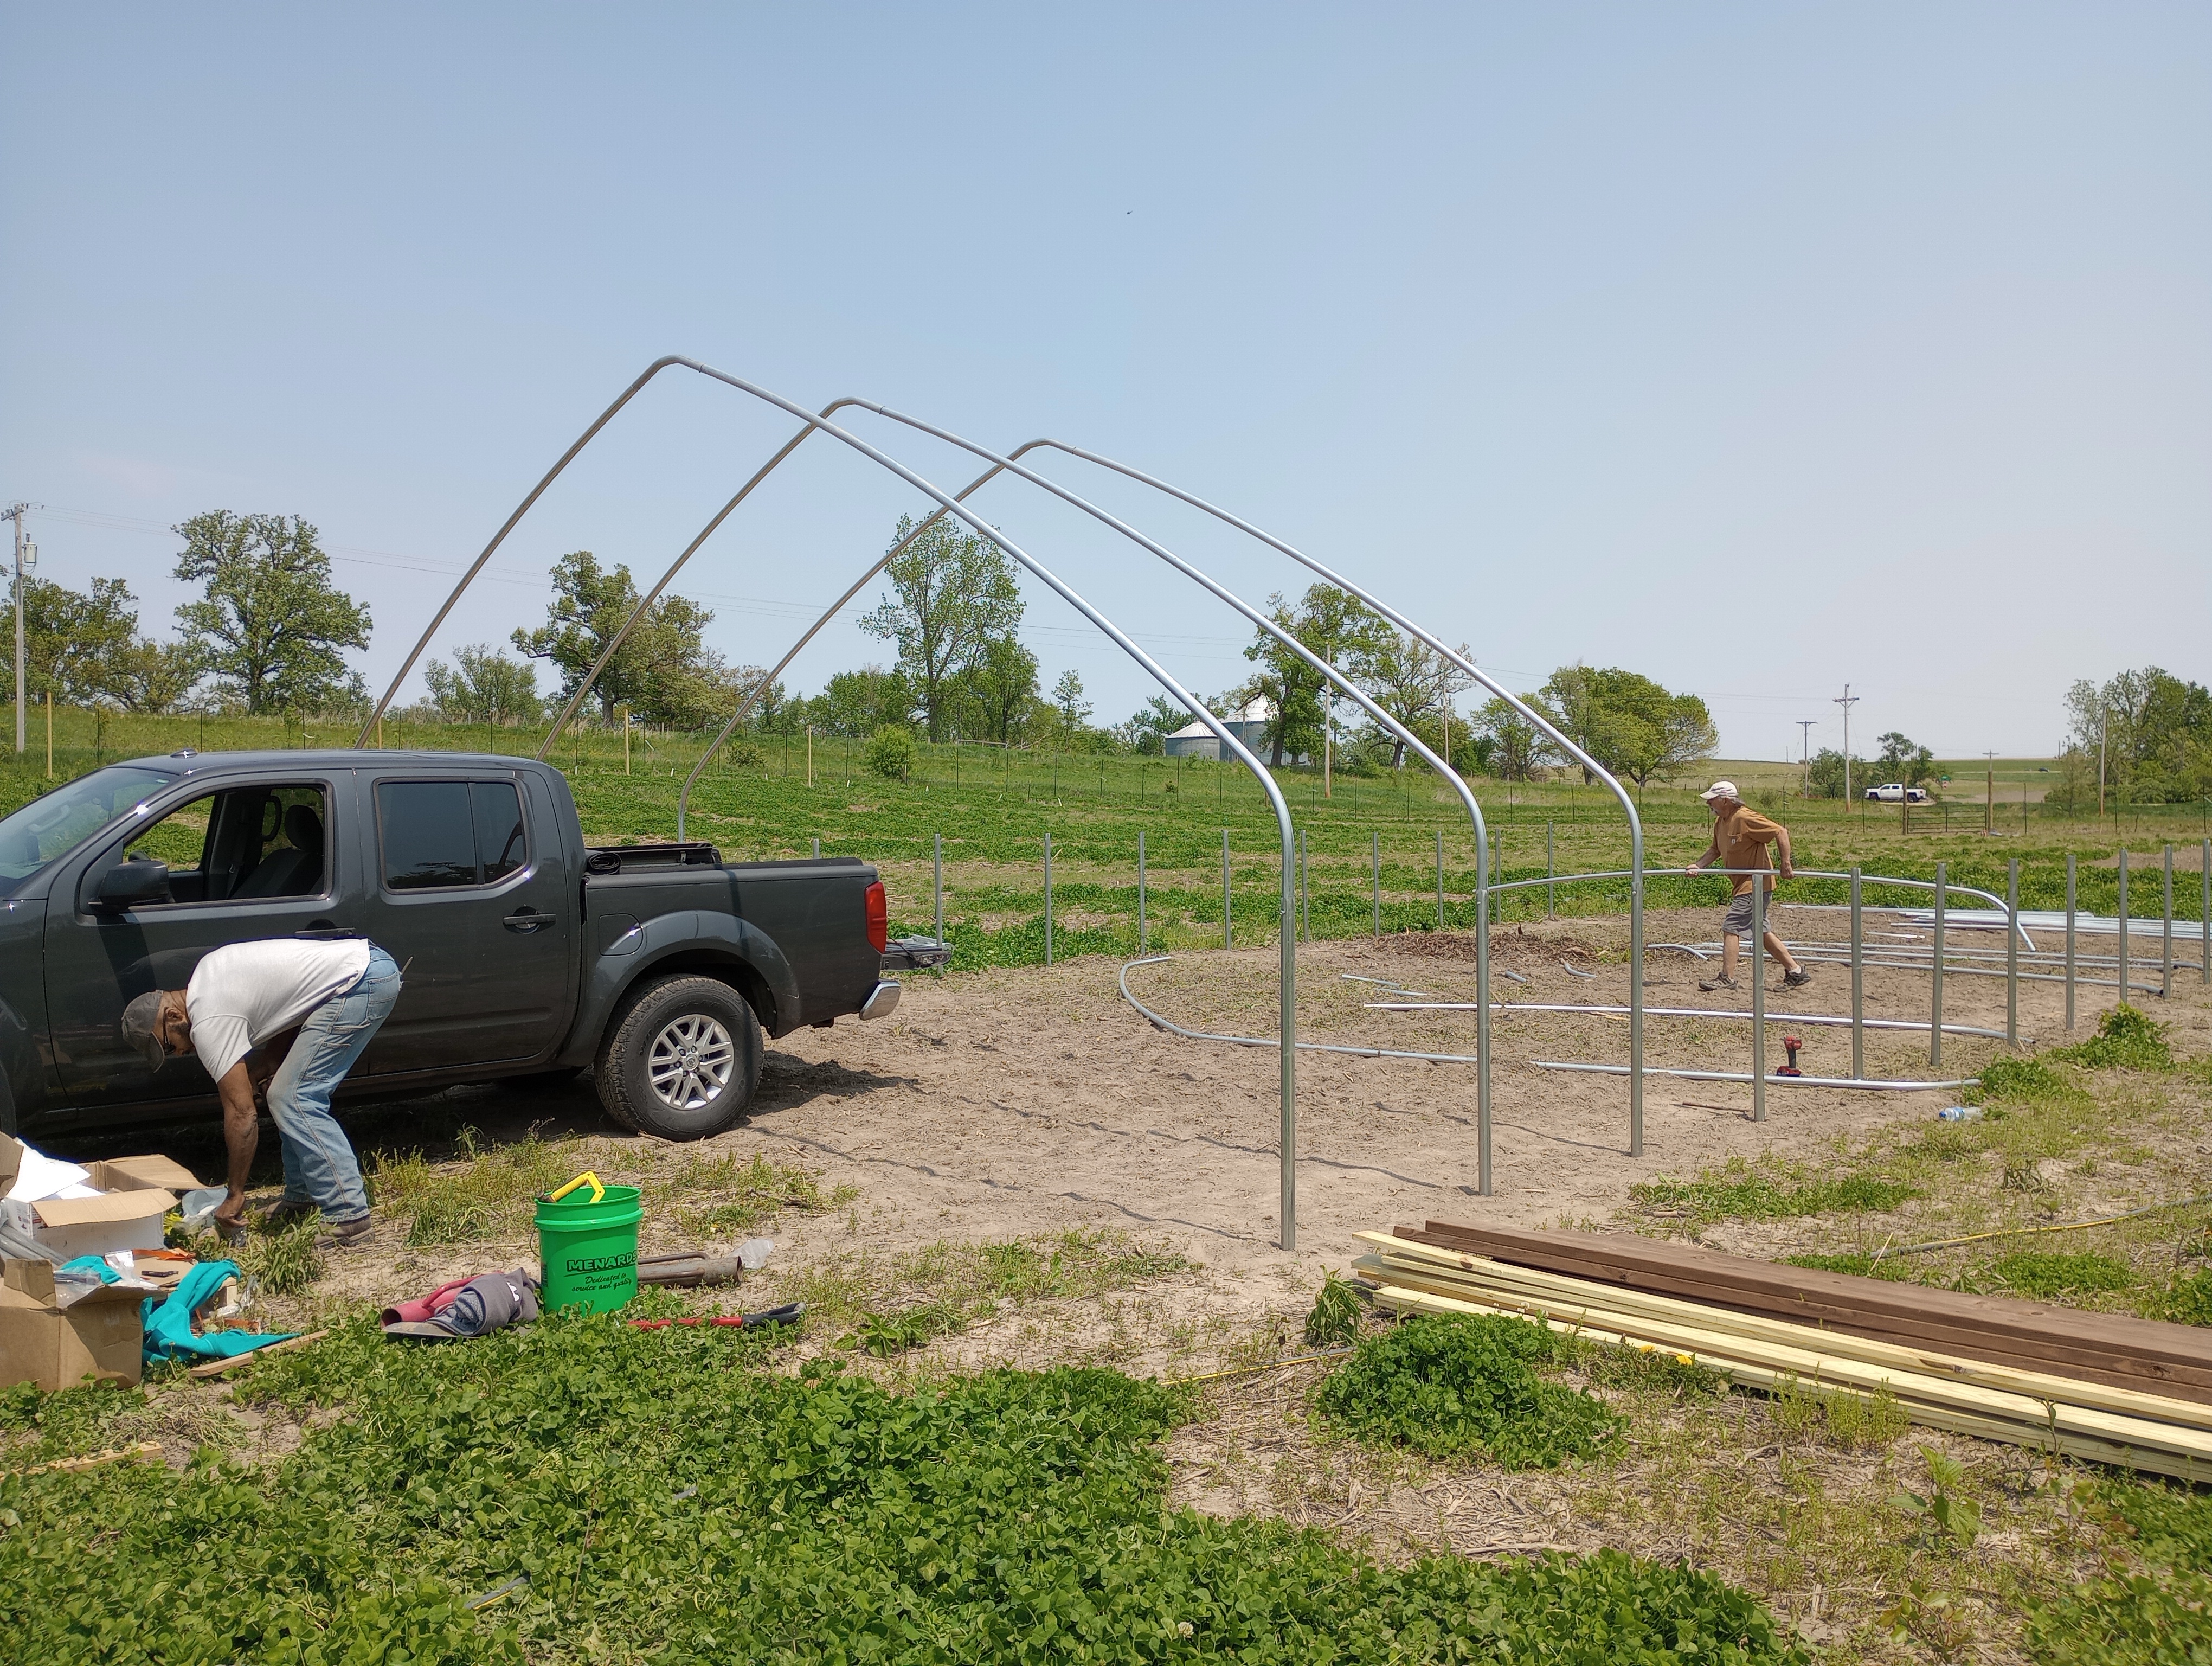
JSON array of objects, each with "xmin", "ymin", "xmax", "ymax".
[{"xmin": 535, "ymin": 1171, "xmax": 639, "ymax": 1311}]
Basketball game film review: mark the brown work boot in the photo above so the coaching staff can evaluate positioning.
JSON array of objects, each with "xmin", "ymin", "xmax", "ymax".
[{"xmin": 317, "ymin": 1215, "xmax": 375, "ymax": 1251}]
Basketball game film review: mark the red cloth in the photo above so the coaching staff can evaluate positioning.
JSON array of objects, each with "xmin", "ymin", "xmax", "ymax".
[{"xmin": 380, "ymin": 1277, "xmax": 472, "ymax": 1328}]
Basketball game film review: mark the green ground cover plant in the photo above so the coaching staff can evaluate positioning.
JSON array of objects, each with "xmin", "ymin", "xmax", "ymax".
[
  {"xmin": 1314, "ymin": 1312, "xmax": 1623, "ymax": 1469},
  {"xmin": 2152, "ymin": 1267, "xmax": 2212, "ymax": 1327},
  {"xmin": 1629, "ymin": 1156, "xmax": 1915, "ymax": 1226},
  {"xmin": 1981, "ymin": 1250, "xmax": 2136, "ymax": 1298},
  {"xmin": 0, "ymin": 1309, "xmax": 1806, "ymax": 1665},
  {"xmin": 2025, "ymin": 1479, "xmax": 2212, "ymax": 1666},
  {"xmin": 2050, "ymin": 1004, "xmax": 2174, "ymax": 1072}
]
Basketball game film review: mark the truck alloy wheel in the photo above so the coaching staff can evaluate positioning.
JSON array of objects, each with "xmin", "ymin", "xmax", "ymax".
[{"xmin": 597, "ymin": 974, "xmax": 764, "ymax": 1139}]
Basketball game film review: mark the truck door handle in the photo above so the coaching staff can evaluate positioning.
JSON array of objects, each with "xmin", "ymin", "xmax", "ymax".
[{"xmin": 504, "ymin": 909, "xmax": 554, "ymax": 933}]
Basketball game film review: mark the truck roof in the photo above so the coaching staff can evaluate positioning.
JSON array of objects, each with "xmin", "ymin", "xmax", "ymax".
[{"xmin": 114, "ymin": 749, "xmax": 560, "ymax": 776}]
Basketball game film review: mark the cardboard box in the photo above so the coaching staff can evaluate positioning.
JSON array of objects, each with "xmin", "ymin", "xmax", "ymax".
[
  {"xmin": 0, "ymin": 1136, "xmax": 203, "ymax": 1260},
  {"xmin": 0, "ymin": 1259, "xmax": 144, "ymax": 1389}
]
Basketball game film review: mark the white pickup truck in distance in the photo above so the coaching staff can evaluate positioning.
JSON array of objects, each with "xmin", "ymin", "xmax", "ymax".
[{"xmin": 1864, "ymin": 783, "xmax": 1931, "ymax": 803}]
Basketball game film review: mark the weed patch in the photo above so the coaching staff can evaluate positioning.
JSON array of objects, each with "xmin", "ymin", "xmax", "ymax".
[
  {"xmin": 2026, "ymin": 1479, "xmax": 2212, "ymax": 1664},
  {"xmin": 2150, "ymin": 1267, "xmax": 2212, "ymax": 1327},
  {"xmin": 1778, "ymin": 1252, "xmax": 1915, "ymax": 1280},
  {"xmin": 0, "ymin": 1310, "xmax": 1803, "ymax": 1664},
  {"xmin": 1966, "ymin": 1053, "xmax": 2075, "ymax": 1105},
  {"xmin": 2051, "ymin": 1004, "xmax": 2174, "ymax": 1071},
  {"xmin": 1983, "ymin": 1250, "xmax": 2136, "ymax": 1298},
  {"xmin": 1630, "ymin": 1156, "xmax": 1915, "ymax": 1225},
  {"xmin": 1302, "ymin": 1269, "xmax": 1364, "ymax": 1348},
  {"xmin": 1315, "ymin": 1313, "xmax": 1622, "ymax": 1469}
]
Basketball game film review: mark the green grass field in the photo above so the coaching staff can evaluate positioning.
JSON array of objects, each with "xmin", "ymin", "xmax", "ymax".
[{"xmin": 5, "ymin": 706, "xmax": 2208, "ymax": 967}]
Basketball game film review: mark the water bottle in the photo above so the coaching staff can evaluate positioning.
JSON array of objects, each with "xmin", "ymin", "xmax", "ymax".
[{"xmin": 1935, "ymin": 1106, "xmax": 1983, "ymax": 1123}]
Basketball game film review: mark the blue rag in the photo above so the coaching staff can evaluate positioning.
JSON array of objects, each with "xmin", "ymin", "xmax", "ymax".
[{"xmin": 142, "ymin": 1260, "xmax": 296, "ymax": 1364}]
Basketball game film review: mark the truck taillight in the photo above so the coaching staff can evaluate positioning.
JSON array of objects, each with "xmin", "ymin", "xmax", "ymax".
[{"xmin": 865, "ymin": 881, "xmax": 889, "ymax": 952}]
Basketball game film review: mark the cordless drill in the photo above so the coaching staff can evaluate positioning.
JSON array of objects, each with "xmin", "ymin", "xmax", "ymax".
[{"xmin": 1778, "ymin": 1035, "xmax": 1803, "ymax": 1077}]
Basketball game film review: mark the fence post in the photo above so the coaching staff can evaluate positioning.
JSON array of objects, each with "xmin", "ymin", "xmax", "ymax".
[
  {"xmin": 2119, "ymin": 848, "xmax": 2130, "ymax": 1004},
  {"xmin": 1138, "ymin": 830, "xmax": 1147, "ymax": 954},
  {"xmin": 1044, "ymin": 832, "xmax": 1054, "ymax": 967},
  {"xmin": 1298, "ymin": 829, "xmax": 1309, "ymax": 943},
  {"xmin": 2202, "ymin": 839, "xmax": 2209, "ymax": 986},
  {"xmin": 1930, "ymin": 861, "xmax": 1946, "ymax": 1068},
  {"xmin": 1751, "ymin": 873, "xmax": 1767, "ymax": 1123},
  {"xmin": 812, "ymin": 837, "xmax": 820, "ymax": 858},
  {"xmin": 933, "ymin": 832, "xmax": 944, "ymax": 973},
  {"xmin": 1222, "ymin": 829, "xmax": 1232, "ymax": 950},
  {"xmin": 1849, "ymin": 866, "xmax": 1864, "ymax": 1079},
  {"xmin": 2065, "ymin": 853, "xmax": 2076, "ymax": 1030},
  {"xmin": 2007, "ymin": 858, "xmax": 2020, "ymax": 1045},
  {"xmin": 1546, "ymin": 821, "xmax": 1555, "ymax": 919},
  {"xmin": 2163, "ymin": 843, "xmax": 2174, "ymax": 998},
  {"xmin": 1476, "ymin": 812, "xmax": 1493, "ymax": 1195},
  {"xmin": 1436, "ymin": 829, "xmax": 1445, "ymax": 931},
  {"xmin": 1372, "ymin": 829, "xmax": 1381, "ymax": 940}
]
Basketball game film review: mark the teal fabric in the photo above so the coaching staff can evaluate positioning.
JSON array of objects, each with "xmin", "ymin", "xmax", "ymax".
[
  {"xmin": 60, "ymin": 1255, "xmax": 119, "ymax": 1284},
  {"xmin": 142, "ymin": 1260, "xmax": 296, "ymax": 1364}
]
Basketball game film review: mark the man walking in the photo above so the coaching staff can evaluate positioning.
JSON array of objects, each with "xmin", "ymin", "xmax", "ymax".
[
  {"xmin": 120, "ymin": 938, "xmax": 401, "ymax": 1246},
  {"xmin": 1686, "ymin": 781, "xmax": 1811, "ymax": 994}
]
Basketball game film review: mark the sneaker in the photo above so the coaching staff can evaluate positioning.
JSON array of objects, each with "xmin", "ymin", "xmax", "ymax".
[
  {"xmin": 1697, "ymin": 976, "xmax": 1740, "ymax": 993},
  {"xmin": 1782, "ymin": 967, "xmax": 1814, "ymax": 988},
  {"xmin": 318, "ymin": 1215, "xmax": 375, "ymax": 1250}
]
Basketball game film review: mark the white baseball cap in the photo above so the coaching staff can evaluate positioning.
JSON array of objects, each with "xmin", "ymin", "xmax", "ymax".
[{"xmin": 1700, "ymin": 780, "xmax": 1741, "ymax": 803}]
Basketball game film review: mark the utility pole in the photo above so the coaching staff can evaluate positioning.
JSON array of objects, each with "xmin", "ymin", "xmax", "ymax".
[
  {"xmin": 1983, "ymin": 751, "xmax": 1997, "ymax": 834},
  {"xmin": 1834, "ymin": 684, "xmax": 1860, "ymax": 803},
  {"xmin": 6, "ymin": 505, "xmax": 33, "ymax": 755},
  {"xmin": 1796, "ymin": 720, "xmax": 1816, "ymax": 794}
]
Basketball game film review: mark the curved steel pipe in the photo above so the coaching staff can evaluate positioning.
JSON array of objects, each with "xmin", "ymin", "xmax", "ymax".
[
  {"xmin": 1005, "ymin": 441, "xmax": 1652, "ymax": 1158},
  {"xmin": 1122, "ymin": 956, "xmax": 1484, "ymax": 1067},
  {"xmin": 830, "ymin": 401, "xmax": 1498, "ymax": 1195},
  {"xmin": 357, "ymin": 356, "xmax": 696, "ymax": 746}
]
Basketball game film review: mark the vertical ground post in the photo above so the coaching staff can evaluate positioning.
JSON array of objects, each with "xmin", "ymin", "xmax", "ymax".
[
  {"xmin": 812, "ymin": 837, "xmax": 820, "ymax": 858},
  {"xmin": 2007, "ymin": 859, "xmax": 2020, "ymax": 1045},
  {"xmin": 933, "ymin": 833, "xmax": 944, "ymax": 971},
  {"xmin": 1299, "ymin": 829, "xmax": 1309, "ymax": 943},
  {"xmin": 1138, "ymin": 831, "xmax": 1147, "ymax": 954},
  {"xmin": 1930, "ymin": 861, "xmax": 1946, "ymax": 1069},
  {"xmin": 1849, "ymin": 866, "xmax": 1864, "ymax": 1078},
  {"xmin": 1436, "ymin": 829, "xmax": 1445, "ymax": 931},
  {"xmin": 2163, "ymin": 844, "xmax": 2174, "ymax": 997},
  {"xmin": 1372, "ymin": 829, "xmax": 1381, "ymax": 939},
  {"xmin": 1222, "ymin": 829, "xmax": 1232, "ymax": 949},
  {"xmin": 2065, "ymin": 853, "xmax": 2076, "ymax": 1030},
  {"xmin": 1751, "ymin": 873, "xmax": 1767, "ymax": 1123},
  {"xmin": 1546, "ymin": 821, "xmax": 1555, "ymax": 919},
  {"xmin": 1476, "ymin": 820, "xmax": 1492, "ymax": 1195},
  {"xmin": 2119, "ymin": 848, "xmax": 2130, "ymax": 1003},
  {"xmin": 2202, "ymin": 839, "xmax": 2209, "ymax": 985},
  {"xmin": 1044, "ymin": 832, "xmax": 1054, "ymax": 967}
]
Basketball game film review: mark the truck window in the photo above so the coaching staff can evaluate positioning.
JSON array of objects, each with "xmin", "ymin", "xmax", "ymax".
[
  {"xmin": 84, "ymin": 783, "xmax": 329, "ymax": 906},
  {"xmin": 378, "ymin": 779, "xmax": 529, "ymax": 891}
]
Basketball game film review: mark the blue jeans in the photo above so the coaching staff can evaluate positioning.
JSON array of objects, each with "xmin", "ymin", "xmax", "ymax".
[{"xmin": 267, "ymin": 946, "xmax": 400, "ymax": 1223}]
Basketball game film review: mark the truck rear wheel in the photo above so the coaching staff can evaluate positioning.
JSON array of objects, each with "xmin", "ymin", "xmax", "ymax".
[{"xmin": 596, "ymin": 975, "xmax": 764, "ymax": 1139}]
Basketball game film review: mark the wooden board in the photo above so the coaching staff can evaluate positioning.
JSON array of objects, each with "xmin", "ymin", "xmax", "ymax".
[{"xmin": 1403, "ymin": 1220, "xmax": 2212, "ymax": 1404}]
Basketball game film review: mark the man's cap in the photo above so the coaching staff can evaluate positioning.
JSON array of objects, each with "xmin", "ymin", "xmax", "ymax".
[
  {"xmin": 120, "ymin": 991, "xmax": 169, "ymax": 1073},
  {"xmin": 1700, "ymin": 780, "xmax": 1741, "ymax": 803},
  {"xmin": 383, "ymin": 1270, "xmax": 539, "ymax": 1341}
]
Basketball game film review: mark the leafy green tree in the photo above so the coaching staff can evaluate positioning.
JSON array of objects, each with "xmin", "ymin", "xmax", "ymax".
[
  {"xmin": 1051, "ymin": 670, "xmax": 1091, "ymax": 728},
  {"xmin": 1116, "ymin": 694, "xmax": 1186, "ymax": 755},
  {"xmin": 860, "ymin": 515, "xmax": 1025, "ymax": 742},
  {"xmin": 2065, "ymin": 668, "xmax": 2212, "ymax": 801},
  {"xmin": 172, "ymin": 512, "xmax": 371, "ymax": 714},
  {"xmin": 1474, "ymin": 695, "xmax": 1549, "ymax": 782},
  {"xmin": 1874, "ymin": 731, "xmax": 1937, "ymax": 789},
  {"xmin": 423, "ymin": 643, "xmax": 543, "ymax": 726},
  {"xmin": 512, "ymin": 551, "xmax": 725, "ymax": 727},
  {"xmin": 864, "ymin": 725, "xmax": 916, "ymax": 782},
  {"xmin": 105, "ymin": 639, "xmax": 204, "ymax": 714},
  {"xmin": 1349, "ymin": 628, "xmax": 1469, "ymax": 768},
  {"xmin": 1806, "ymin": 747, "xmax": 1863, "ymax": 799},
  {"xmin": 951, "ymin": 634, "xmax": 1039, "ymax": 744},
  {"xmin": 17, "ymin": 575, "xmax": 143, "ymax": 704},
  {"xmin": 811, "ymin": 665, "xmax": 915, "ymax": 738},
  {"xmin": 1242, "ymin": 585, "xmax": 1391, "ymax": 768},
  {"xmin": 1535, "ymin": 664, "xmax": 1717, "ymax": 787}
]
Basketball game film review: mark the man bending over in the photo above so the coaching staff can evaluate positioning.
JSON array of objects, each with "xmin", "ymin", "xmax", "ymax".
[{"xmin": 121, "ymin": 937, "xmax": 401, "ymax": 1246}]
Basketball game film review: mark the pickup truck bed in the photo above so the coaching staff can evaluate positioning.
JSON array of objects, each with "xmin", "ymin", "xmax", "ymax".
[{"xmin": 0, "ymin": 750, "xmax": 946, "ymax": 1140}]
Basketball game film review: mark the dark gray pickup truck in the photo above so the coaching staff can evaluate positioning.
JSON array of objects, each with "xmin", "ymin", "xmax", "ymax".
[{"xmin": 0, "ymin": 750, "xmax": 943, "ymax": 1140}]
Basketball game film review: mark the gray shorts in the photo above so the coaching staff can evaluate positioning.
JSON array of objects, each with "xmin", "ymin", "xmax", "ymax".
[{"xmin": 1721, "ymin": 885, "xmax": 1773, "ymax": 944}]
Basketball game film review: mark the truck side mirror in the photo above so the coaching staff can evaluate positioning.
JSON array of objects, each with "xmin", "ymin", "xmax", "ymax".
[{"xmin": 95, "ymin": 858, "xmax": 172, "ymax": 911}]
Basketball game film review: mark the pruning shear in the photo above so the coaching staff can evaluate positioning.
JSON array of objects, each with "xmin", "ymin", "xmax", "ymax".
[{"xmin": 631, "ymin": 1303, "xmax": 804, "ymax": 1331}]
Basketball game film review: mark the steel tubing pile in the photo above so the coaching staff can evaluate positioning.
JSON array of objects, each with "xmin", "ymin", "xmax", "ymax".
[{"xmin": 1356, "ymin": 1227, "xmax": 2212, "ymax": 1479}]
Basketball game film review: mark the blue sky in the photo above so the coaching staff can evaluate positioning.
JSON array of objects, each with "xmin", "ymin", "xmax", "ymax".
[{"xmin": 4, "ymin": 4, "xmax": 2206, "ymax": 758}]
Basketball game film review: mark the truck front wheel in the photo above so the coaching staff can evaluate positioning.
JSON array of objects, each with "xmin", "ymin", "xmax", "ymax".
[{"xmin": 597, "ymin": 975, "xmax": 764, "ymax": 1139}]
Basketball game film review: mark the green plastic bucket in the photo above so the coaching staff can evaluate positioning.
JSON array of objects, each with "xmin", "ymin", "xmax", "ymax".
[{"xmin": 535, "ymin": 1173, "xmax": 642, "ymax": 1313}]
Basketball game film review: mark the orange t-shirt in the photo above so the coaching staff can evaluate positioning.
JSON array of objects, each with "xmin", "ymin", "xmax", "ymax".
[{"xmin": 1700, "ymin": 806, "xmax": 1785, "ymax": 895}]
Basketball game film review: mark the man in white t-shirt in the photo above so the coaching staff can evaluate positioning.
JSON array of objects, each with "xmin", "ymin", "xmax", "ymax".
[{"xmin": 119, "ymin": 938, "xmax": 402, "ymax": 1246}]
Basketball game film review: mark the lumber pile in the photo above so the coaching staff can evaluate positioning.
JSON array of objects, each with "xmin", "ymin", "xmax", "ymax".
[{"xmin": 1355, "ymin": 1222, "xmax": 2212, "ymax": 1481}]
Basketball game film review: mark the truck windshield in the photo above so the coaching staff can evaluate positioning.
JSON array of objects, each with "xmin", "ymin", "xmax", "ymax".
[{"xmin": 0, "ymin": 766, "xmax": 179, "ymax": 899}]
